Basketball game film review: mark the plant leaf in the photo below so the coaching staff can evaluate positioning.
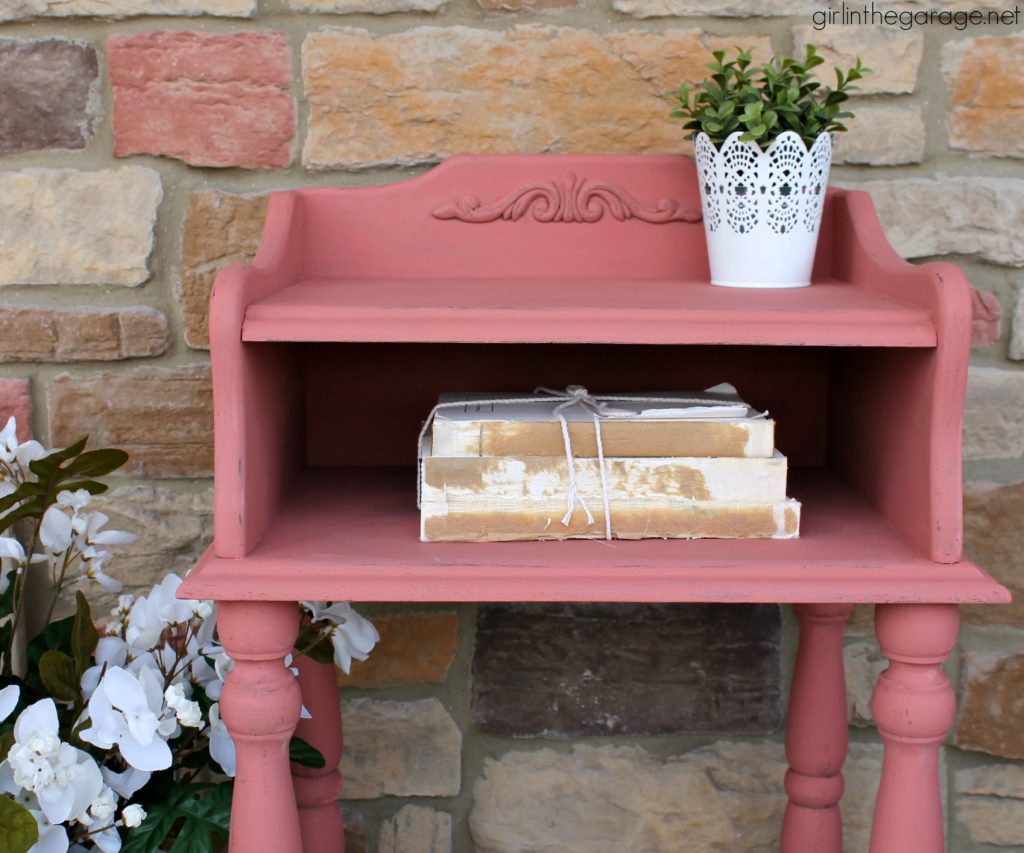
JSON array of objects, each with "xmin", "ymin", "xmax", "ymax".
[
  {"xmin": 289, "ymin": 736, "xmax": 326, "ymax": 769},
  {"xmin": 0, "ymin": 731, "xmax": 14, "ymax": 763},
  {"xmin": 39, "ymin": 649, "xmax": 79, "ymax": 703},
  {"xmin": 62, "ymin": 449, "xmax": 130, "ymax": 480},
  {"xmin": 72, "ymin": 590, "xmax": 99, "ymax": 677},
  {"xmin": 0, "ymin": 796, "xmax": 39, "ymax": 853},
  {"xmin": 122, "ymin": 783, "xmax": 232, "ymax": 853}
]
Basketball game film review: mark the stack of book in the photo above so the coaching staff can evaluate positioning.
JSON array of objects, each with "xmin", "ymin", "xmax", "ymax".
[{"xmin": 418, "ymin": 386, "xmax": 800, "ymax": 543}]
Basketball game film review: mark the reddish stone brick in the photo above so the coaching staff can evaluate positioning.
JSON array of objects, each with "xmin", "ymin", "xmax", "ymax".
[
  {"xmin": 0, "ymin": 378, "xmax": 31, "ymax": 441},
  {"xmin": 339, "ymin": 612, "xmax": 459, "ymax": 689},
  {"xmin": 108, "ymin": 30, "xmax": 294, "ymax": 169},
  {"xmin": 48, "ymin": 365, "xmax": 212, "ymax": 478},
  {"xmin": 0, "ymin": 306, "xmax": 167, "ymax": 362},
  {"xmin": 971, "ymin": 288, "xmax": 1001, "ymax": 348}
]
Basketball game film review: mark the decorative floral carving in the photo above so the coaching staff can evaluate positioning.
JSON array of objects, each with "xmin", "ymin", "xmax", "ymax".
[{"xmin": 431, "ymin": 171, "xmax": 701, "ymax": 224}]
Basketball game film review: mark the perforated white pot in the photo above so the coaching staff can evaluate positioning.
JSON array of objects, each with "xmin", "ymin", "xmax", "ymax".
[{"xmin": 693, "ymin": 131, "xmax": 832, "ymax": 289}]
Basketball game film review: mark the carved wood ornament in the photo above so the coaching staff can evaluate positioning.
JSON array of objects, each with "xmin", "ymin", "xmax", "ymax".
[{"xmin": 431, "ymin": 171, "xmax": 702, "ymax": 224}]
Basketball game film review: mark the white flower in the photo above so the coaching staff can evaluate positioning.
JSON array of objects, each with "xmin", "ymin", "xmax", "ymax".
[
  {"xmin": 5, "ymin": 699, "xmax": 103, "ymax": 825},
  {"xmin": 80, "ymin": 637, "xmax": 129, "ymax": 701},
  {"xmin": 122, "ymin": 804, "xmax": 146, "ymax": 828},
  {"xmin": 78, "ymin": 512, "xmax": 135, "ymax": 549},
  {"xmin": 0, "ymin": 683, "xmax": 19, "ymax": 722},
  {"xmin": 206, "ymin": 703, "xmax": 235, "ymax": 777},
  {"xmin": 125, "ymin": 575, "xmax": 194, "ymax": 650},
  {"xmin": 38, "ymin": 507, "xmax": 73, "ymax": 557},
  {"xmin": 163, "ymin": 684, "xmax": 202, "ymax": 729},
  {"xmin": 100, "ymin": 767, "xmax": 150, "ymax": 800},
  {"xmin": 0, "ymin": 415, "xmax": 18, "ymax": 463},
  {"xmin": 301, "ymin": 601, "xmax": 379, "ymax": 674},
  {"xmin": 80, "ymin": 667, "xmax": 174, "ymax": 772},
  {"xmin": 29, "ymin": 821, "xmax": 69, "ymax": 853},
  {"xmin": 56, "ymin": 489, "xmax": 92, "ymax": 513},
  {"xmin": 80, "ymin": 557, "xmax": 122, "ymax": 594},
  {"xmin": 87, "ymin": 787, "xmax": 117, "ymax": 824},
  {"xmin": 0, "ymin": 537, "xmax": 26, "ymax": 595}
]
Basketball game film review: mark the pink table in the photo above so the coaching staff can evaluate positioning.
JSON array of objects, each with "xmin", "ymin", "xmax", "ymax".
[{"xmin": 179, "ymin": 154, "xmax": 1010, "ymax": 853}]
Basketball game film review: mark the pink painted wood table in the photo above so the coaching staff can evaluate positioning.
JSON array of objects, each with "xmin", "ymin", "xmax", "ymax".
[{"xmin": 178, "ymin": 154, "xmax": 1010, "ymax": 853}]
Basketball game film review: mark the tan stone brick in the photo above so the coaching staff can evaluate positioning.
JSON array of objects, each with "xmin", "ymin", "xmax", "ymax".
[
  {"xmin": 963, "ymin": 480, "xmax": 1024, "ymax": 627},
  {"xmin": 291, "ymin": 0, "xmax": 444, "ymax": 11},
  {"xmin": 48, "ymin": 365, "xmax": 212, "ymax": 478},
  {"xmin": 963, "ymin": 367, "xmax": 1024, "ymax": 461},
  {"xmin": 302, "ymin": 27, "xmax": 771, "ymax": 169},
  {"xmin": 792, "ymin": 26, "xmax": 922, "ymax": 95},
  {"xmin": 179, "ymin": 191, "xmax": 268, "ymax": 349},
  {"xmin": 955, "ymin": 652, "xmax": 1024, "ymax": 759},
  {"xmin": 832, "ymin": 103, "xmax": 925, "ymax": 165},
  {"xmin": 1010, "ymin": 281, "xmax": 1024, "ymax": 361},
  {"xmin": 614, "ymin": 0, "xmax": 801, "ymax": 16},
  {"xmin": 339, "ymin": 612, "xmax": 458, "ymax": 689},
  {"xmin": 0, "ymin": 168, "xmax": 162, "ymax": 286},
  {"xmin": 944, "ymin": 35, "xmax": 1024, "ymax": 159},
  {"xmin": 0, "ymin": 306, "xmax": 167, "ymax": 362},
  {"xmin": 0, "ymin": 0, "xmax": 254, "ymax": 19},
  {"xmin": 340, "ymin": 698, "xmax": 461, "ymax": 799},
  {"xmin": 379, "ymin": 806, "xmax": 452, "ymax": 853},
  {"xmin": 956, "ymin": 764, "xmax": 1024, "ymax": 847},
  {"xmin": 88, "ymin": 484, "xmax": 213, "ymax": 604},
  {"xmin": 0, "ymin": 378, "xmax": 31, "ymax": 440},
  {"xmin": 840, "ymin": 178, "xmax": 1024, "ymax": 266},
  {"xmin": 477, "ymin": 0, "xmax": 579, "ymax": 10},
  {"xmin": 470, "ymin": 742, "xmax": 883, "ymax": 852}
]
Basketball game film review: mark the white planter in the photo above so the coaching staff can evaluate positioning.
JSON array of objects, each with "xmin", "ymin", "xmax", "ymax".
[{"xmin": 693, "ymin": 130, "xmax": 832, "ymax": 289}]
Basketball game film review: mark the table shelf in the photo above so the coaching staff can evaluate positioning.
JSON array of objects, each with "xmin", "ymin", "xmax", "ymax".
[
  {"xmin": 180, "ymin": 466, "xmax": 1007, "ymax": 605},
  {"xmin": 242, "ymin": 277, "xmax": 937, "ymax": 347}
]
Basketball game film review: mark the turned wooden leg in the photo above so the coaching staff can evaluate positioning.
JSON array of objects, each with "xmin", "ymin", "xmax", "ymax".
[
  {"xmin": 219, "ymin": 601, "xmax": 303, "ymax": 853},
  {"xmin": 781, "ymin": 603, "xmax": 853, "ymax": 853},
  {"xmin": 869, "ymin": 603, "xmax": 959, "ymax": 853},
  {"xmin": 293, "ymin": 657, "xmax": 345, "ymax": 853}
]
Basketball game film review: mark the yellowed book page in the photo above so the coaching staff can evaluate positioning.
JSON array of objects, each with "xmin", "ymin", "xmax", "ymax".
[
  {"xmin": 432, "ymin": 418, "xmax": 775, "ymax": 458},
  {"xmin": 420, "ymin": 498, "xmax": 800, "ymax": 542},
  {"xmin": 422, "ymin": 452, "xmax": 788, "ymax": 505}
]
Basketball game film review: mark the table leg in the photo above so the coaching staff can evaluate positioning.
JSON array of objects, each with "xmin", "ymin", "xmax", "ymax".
[
  {"xmin": 293, "ymin": 657, "xmax": 346, "ymax": 852},
  {"xmin": 869, "ymin": 603, "xmax": 959, "ymax": 853},
  {"xmin": 219, "ymin": 601, "xmax": 303, "ymax": 853},
  {"xmin": 781, "ymin": 603, "xmax": 853, "ymax": 853}
]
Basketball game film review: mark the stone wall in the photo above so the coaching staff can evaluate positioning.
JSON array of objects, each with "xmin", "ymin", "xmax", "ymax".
[{"xmin": 0, "ymin": 1, "xmax": 1022, "ymax": 850}]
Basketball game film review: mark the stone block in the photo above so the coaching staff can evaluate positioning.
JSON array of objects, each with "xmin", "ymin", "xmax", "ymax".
[
  {"xmin": 89, "ymin": 484, "xmax": 213, "ymax": 600},
  {"xmin": 48, "ymin": 365, "xmax": 212, "ymax": 478},
  {"xmin": 339, "ymin": 612, "xmax": 458, "ymax": 689},
  {"xmin": 472, "ymin": 603, "xmax": 781, "ymax": 737},
  {"xmin": 792, "ymin": 26, "xmax": 922, "ymax": 95},
  {"xmin": 302, "ymin": 26, "xmax": 771, "ymax": 169},
  {"xmin": 963, "ymin": 480, "xmax": 1024, "ymax": 627},
  {"xmin": 944, "ymin": 35, "xmax": 1024, "ymax": 159},
  {"xmin": 0, "ymin": 378, "xmax": 31, "ymax": 440},
  {"xmin": 956, "ymin": 764, "xmax": 1024, "ymax": 848},
  {"xmin": 469, "ymin": 742, "xmax": 883, "ymax": 852},
  {"xmin": 379, "ymin": 806, "xmax": 452, "ymax": 853},
  {"xmin": 832, "ymin": 103, "xmax": 924, "ymax": 165},
  {"xmin": 971, "ymin": 287, "xmax": 1001, "ymax": 348},
  {"xmin": 840, "ymin": 178, "xmax": 1024, "ymax": 267},
  {"xmin": 955, "ymin": 651, "xmax": 1024, "ymax": 759},
  {"xmin": 1010, "ymin": 282, "xmax": 1024, "ymax": 360},
  {"xmin": 109, "ymin": 31, "xmax": 294, "ymax": 169},
  {"xmin": 340, "ymin": 698, "xmax": 461, "ymax": 799},
  {"xmin": 291, "ymin": 0, "xmax": 444, "ymax": 11},
  {"xmin": 845, "ymin": 640, "xmax": 884, "ymax": 728},
  {"xmin": 0, "ymin": 38, "xmax": 98, "ymax": 156},
  {"xmin": 0, "ymin": 306, "xmax": 167, "ymax": 362},
  {"xmin": 178, "ymin": 191, "xmax": 268, "ymax": 349},
  {"xmin": 613, "ymin": 0, "xmax": 801, "ymax": 16},
  {"xmin": 0, "ymin": 168, "xmax": 161, "ymax": 286},
  {"xmin": 963, "ymin": 367, "xmax": 1024, "ymax": 461},
  {"xmin": 0, "ymin": 0, "xmax": 254, "ymax": 20}
]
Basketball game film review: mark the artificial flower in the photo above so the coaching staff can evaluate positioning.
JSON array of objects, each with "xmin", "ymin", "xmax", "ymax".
[
  {"xmin": 0, "ymin": 682, "xmax": 19, "ymax": 722},
  {"xmin": 121, "ymin": 804, "xmax": 146, "ymax": 828},
  {"xmin": 302, "ymin": 601, "xmax": 380, "ymax": 674},
  {"xmin": 206, "ymin": 703, "xmax": 235, "ymax": 777}
]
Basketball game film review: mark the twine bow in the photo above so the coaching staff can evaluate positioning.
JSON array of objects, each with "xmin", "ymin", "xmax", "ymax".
[{"xmin": 418, "ymin": 386, "xmax": 746, "ymax": 540}]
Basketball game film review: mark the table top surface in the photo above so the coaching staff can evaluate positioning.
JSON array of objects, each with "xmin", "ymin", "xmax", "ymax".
[
  {"xmin": 241, "ymin": 277, "xmax": 937, "ymax": 347},
  {"xmin": 179, "ymin": 466, "xmax": 1009, "ymax": 605}
]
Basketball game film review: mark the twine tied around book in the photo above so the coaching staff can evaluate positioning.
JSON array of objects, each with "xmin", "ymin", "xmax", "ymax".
[{"xmin": 418, "ymin": 386, "xmax": 746, "ymax": 541}]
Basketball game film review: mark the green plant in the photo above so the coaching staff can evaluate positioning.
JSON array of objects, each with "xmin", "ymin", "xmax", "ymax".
[{"xmin": 669, "ymin": 45, "xmax": 869, "ymax": 149}]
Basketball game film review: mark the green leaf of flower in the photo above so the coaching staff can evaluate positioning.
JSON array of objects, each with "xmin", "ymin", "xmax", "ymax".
[{"xmin": 0, "ymin": 797, "xmax": 39, "ymax": 853}]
